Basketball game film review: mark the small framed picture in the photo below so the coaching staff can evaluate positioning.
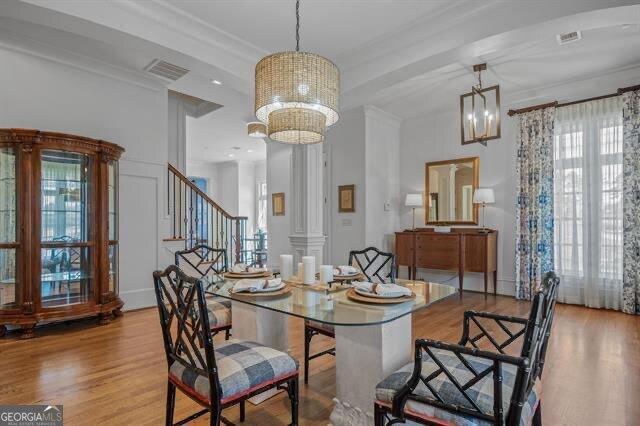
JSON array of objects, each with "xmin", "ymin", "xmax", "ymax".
[
  {"xmin": 272, "ymin": 192, "xmax": 285, "ymax": 216},
  {"xmin": 338, "ymin": 185, "xmax": 355, "ymax": 213}
]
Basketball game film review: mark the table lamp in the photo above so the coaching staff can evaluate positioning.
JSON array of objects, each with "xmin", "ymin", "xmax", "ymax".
[
  {"xmin": 405, "ymin": 193, "xmax": 423, "ymax": 230},
  {"xmin": 473, "ymin": 188, "xmax": 494, "ymax": 233}
]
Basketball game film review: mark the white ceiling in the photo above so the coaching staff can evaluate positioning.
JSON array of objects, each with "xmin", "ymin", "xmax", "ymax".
[{"xmin": 4, "ymin": 0, "xmax": 640, "ymax": 163}]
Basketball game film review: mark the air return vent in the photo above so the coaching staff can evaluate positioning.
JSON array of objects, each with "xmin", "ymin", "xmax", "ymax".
[
  {"xmin": 144, "ymin": 59, "xmax": 190, "ymax": 81},
  {"xmin": 556, "ymin": 31, "xmax": 582, "ymax": 45}
]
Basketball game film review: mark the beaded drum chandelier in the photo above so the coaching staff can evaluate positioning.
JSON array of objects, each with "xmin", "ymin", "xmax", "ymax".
[{"xmin": 254, "ymin": 0, "xmax": 340, "ymax": 144}]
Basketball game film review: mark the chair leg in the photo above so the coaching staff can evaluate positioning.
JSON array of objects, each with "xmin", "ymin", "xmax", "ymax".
[
  {"xmin": 239, "ymin": 400, "xmax": 245, "ymax": 422},
  {"xmin": 225, "ymin": 328, "xmax": 231, "ymax": 340},
  {"xmin": 165, "ymin": 381, "xmax": 176, "ymax": 426},
  {"xmin": 304, "ymin": 326, "xmax": 312, "ymax": 384},
  {"xmin": 374, "ymin": 403, "xmax": 386, "ymax": 426},
  {"xmin": 209, "ymin": 407, "xmax": 221, "ymax": 426},
  {"xmin": 533, "ymin": 401, "xmax": 542, "ymax": 426},
  {"xmin": 287, "ymin": 376, "xmax": 299, "ymax": 426}
]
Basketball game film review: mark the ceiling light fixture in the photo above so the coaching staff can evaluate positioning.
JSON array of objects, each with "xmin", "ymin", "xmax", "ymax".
[
  {"xmin": 459, "ymin": 63, "xmax": 500, "ymax": 146},
  {"xmin": 228, "ymin": 154, "xmax": 234, "ymax": 158},
  {"xmin": 247, "ymin": 149, "xmax": 254, "ymax": 153},
  {"xmin": 247, "ymin": 122, "xmax": 267, "ymax": 138},
  {"xmin": 211, "ymin": 79, "xmax": 222, "ymax": 85},
  {"xmin": 254, "ymin": 0, "xmax": 339, "ymax": 144}
]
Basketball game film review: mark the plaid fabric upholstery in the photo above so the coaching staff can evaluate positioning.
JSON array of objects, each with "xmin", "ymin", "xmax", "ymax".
[
  {"xmin": 376, "ymin": 348, "xmax": 539, "ymax": 426},
  {"xmin": 205, "ymin": 297, "xmax": 231, "ymax": 329},
  {"xmin": 305, "ymin": 319, "xmax": 335, "ymax": 335},
  {"xmin": 169, "ymin": 339, "xmax": 298, "ymax": 403}
]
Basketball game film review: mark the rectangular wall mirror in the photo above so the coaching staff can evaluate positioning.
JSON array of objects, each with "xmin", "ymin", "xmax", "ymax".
[{"xmin": 425, "ymin": 156, "xmax": 479, "ymax": 225}]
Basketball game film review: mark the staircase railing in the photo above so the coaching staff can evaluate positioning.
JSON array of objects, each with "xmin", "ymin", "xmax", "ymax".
[{"xmin": 166, "ymin": 163, "xmax": 248, "ymax": 265}]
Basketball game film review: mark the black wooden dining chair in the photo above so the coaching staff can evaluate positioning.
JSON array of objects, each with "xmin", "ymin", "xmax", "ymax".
[
  {"xmin": 175, "ymin": 245, "xmax": 232, "ymax": 340},
  {"xmin": 374, "ymin": 271, "xmax": 560, "ymax": 426},
  {"xmin": 303, "ymin": 247, "xmax": 396, "ymax": 384},
  {"xmin": 153, "ymin": 265, "xmax": 299, "ymax": 426}
]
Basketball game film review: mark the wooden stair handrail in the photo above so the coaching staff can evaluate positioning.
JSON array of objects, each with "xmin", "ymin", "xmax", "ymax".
[{"xmin": 168, "ymin": 163, "xmax": 248, "ymax": 221}]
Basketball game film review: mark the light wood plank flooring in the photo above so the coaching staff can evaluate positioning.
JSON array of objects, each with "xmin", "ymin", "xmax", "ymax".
[{"xmin": 1, "ymin": 292, "xmax": 638, "ymax": 425}]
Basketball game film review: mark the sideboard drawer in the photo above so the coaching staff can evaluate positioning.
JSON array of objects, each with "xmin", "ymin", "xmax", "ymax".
[{"xmin": 415, "ymin": 235, "xmax": 459, "ymax": 270}]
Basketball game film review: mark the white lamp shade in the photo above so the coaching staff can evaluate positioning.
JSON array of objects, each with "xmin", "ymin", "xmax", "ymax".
[
  {"xmin": 473, "ymin": 188, "xmax": 495, "ymax": 204},
  {"xmin": 405, "ymin": 193, "xmax": 424, "ymax": 207}
]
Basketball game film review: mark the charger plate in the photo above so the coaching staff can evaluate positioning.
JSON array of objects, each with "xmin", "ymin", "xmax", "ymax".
[
  {"xmin": 346, "ymin": 288, "xmax": 415, "ymax": 304},
  {"xmin": 224, "ymin": 271, "xmax": 271, "ymax": 279}
]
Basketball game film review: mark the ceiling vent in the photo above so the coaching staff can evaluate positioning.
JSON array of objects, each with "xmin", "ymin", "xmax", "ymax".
[
  {"xmin": 144, "ymin": 59, "xmax": 190, "ymax": 81},
  {"xmin": 556, "ymin": 31, "xmax": 582, "ymax": 46}
]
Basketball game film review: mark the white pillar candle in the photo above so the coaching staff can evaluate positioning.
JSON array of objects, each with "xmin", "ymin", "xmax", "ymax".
[
  {"xmin": 297, "ymin": 262, "xmax": 304, "ymax": 281},
  {"xmin": 302, "ymin": 256, "xmax": 316, "ymax": 285},
  {"xmin": 320, "ymin": 265, "xmax": 334, "ymax": 284},
  {"xmin": 280, "ymin": 254, "xmax": 293, "ymax": 281}
]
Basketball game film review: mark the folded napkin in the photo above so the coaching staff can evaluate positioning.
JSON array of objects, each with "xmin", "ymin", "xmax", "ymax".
[
  {"xmin": 232, "ymin": 278, "xmax": 282, "ymax": 293},
  {"xmin": 334, "ymin": 265, "xmax": 359, "ymax": 275},
  {"xmin": 354, "ymin": 281, "xmax": 412, "ymax": 298},
  {"xmin": 231, "ymin": 263, "xmax": 248, "ymax": 273},
  {"xmin": 247, "ymin": 266, "xmax": 267, "ymax": 273}
]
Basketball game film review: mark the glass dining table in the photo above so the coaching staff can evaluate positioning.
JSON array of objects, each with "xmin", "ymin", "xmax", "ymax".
[{"xmin": 204, "ymin": 276, "xmax": 457, "ymax": 424}]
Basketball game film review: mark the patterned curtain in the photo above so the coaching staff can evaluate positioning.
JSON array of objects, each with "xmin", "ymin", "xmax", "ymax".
[
  {"xmin": 622, "ymin": 90, "xmax": 640, "ymax": 314},
  {"xmin": 515, "ymin": 107, "xmax": 556, "ymax": 300}
]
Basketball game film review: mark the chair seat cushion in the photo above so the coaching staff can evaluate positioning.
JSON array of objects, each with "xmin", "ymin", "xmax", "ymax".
[
  {"xmin": 375, "ymin": 348, "xmax": 540, "ymax": 426},
  {"xmin": 205, "ymin": 296, "xmax": 231, "ymax": 329},
  {"xmin": 305, "ymin": 319, "xmax": 335, "ymax": 335},
  {"xmin": 169, "ymin": 339, "xmax": 298, "ymax": 404}
]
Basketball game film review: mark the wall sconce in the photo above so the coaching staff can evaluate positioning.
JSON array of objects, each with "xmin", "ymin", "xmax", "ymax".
[{"xmin": 460, "ymin": 63, "xmax": 500, "ymax": 146}]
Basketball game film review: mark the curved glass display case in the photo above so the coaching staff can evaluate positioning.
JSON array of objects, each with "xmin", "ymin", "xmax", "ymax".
[{"xmin": 0, "ymin": 129, "xmax": 124, "ymax": 338}]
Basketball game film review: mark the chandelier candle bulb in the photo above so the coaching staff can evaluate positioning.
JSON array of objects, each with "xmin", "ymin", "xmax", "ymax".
[
  {"xmin": 302, "ymin": 256, "xmax": 316, "ymax": 285},
  {"xmin": 280, "ymin": 254, "xmax": 293, "ymax": 281},
  {"xmin": 319, "ymin": 265, "xmax": 334, "ymax": 284}
]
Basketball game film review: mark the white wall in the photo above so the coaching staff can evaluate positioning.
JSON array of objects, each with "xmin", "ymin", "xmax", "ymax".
[
  {"xmin": 400, "ymin": 65, "xmax": 640, "ymax": 295},
  {"xmin": 266, "ymin": 141, "xmax": 292, "ymax": 268},
  {"xmin": 237, "ymin": 161, "xmax": 256, "ymax": 234},
  {"xmin": 0, "ymin": 40, "xmax": 168, "ymax": 309},
  {"xmin": 364, "ymin": 106, "xmax": 401, "ymax": 253}
]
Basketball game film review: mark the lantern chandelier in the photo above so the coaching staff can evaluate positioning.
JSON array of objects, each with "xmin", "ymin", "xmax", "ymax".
[
  {"xmin": 459, "ymin": 63, "xmax": 501, "ymax": 146},
  {"xmin": 254, "ymin": 0, "xmax": 340, "ymax": 144}
]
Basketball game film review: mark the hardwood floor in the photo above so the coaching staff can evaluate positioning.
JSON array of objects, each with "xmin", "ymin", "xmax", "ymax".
[{"xmin": 1, "ymin": 292, "xmax": 638, "ymax": 425}]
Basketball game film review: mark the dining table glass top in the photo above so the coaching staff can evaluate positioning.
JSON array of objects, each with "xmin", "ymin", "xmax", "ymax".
[{"xmin": 203, "ymin": 277, "xmax": 457, "ymax": 327}]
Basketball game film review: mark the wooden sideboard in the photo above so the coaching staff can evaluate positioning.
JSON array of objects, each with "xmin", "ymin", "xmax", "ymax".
[{"xmin": 395, "ymin": 228, "xmax": 498, "ymax": 294}]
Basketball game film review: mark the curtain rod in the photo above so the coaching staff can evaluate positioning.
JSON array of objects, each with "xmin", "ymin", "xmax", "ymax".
[{"xmin": 506, "ymin": 84, "xmax": 640, "ymax": 116}]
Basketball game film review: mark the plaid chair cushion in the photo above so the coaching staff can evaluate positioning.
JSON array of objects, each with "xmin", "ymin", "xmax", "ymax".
[
  {"xmin": 169, "ymin": 339, "xmax": 298, "ymax": 404},
  {"xmin": 376, "ymin": 348, "xmax": 539, "ymax": 426},
  {"xmin": 305, "ymin": 319, "xmax": 335, "ymax": 335},
  {"xmin": 205, "ymin": 297, "xmax": 231, "ymax": 329}
]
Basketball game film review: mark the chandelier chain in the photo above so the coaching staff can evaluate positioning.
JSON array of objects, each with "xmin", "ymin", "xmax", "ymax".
[{"xmin": 295, "ymin": 0, "xmax": 300, "ymax": 52}]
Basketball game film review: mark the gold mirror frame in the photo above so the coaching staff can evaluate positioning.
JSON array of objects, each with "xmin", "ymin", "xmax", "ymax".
[{"xmin": 424, "ymin": 156, "xmax": 479, "ymax": 225}]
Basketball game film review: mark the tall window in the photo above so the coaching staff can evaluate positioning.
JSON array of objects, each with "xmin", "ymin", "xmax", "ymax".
[
  {"xmin": 553, "ymin": 97, "xmax": 623, "ymax": 309},
  {"xmin": 256, "ymin": 180, "xmax": 267, "ymax": 232}
]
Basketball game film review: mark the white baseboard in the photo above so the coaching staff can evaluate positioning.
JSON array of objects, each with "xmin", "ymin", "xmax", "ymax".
[{"xmin": 120, "ymin": 288, "xmax": 156, "ymax": 310}]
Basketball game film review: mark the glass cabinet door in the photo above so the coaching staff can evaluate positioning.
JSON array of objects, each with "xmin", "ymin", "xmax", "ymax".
[
  {"xmin": 108, "ymin": 161, "xmax": 118, "ymax": 294},
  {"xmin": 40, "ymin": 150, "xmax": 93, "ymax": 308},
  {"xmin": 0, "ymin": 147, "xmax": 18, "ymax": 309}
]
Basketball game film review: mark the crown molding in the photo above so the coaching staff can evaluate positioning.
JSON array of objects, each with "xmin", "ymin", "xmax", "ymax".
[{"xmin": 363, "ymin": 105, "xmax": 402, "ymax": 127}]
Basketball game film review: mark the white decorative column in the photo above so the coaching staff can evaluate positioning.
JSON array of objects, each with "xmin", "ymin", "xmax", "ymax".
[
  {"xmin": 331, "ymin": 315, "xmax": 413, "ymax": 425},
  {"xmin": 289, "ymin": 144, "xmax": 325, "ymax": 265}
]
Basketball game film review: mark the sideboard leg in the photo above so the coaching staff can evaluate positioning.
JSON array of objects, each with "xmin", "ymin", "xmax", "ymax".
[
  {"xmin": 99, "ymin": 312, "xmax": 112, "ymax": 325},
  {"xmin": 113, "ymin": 308, "xmax": 123, "ymax": 318},
  {"xmin": 0, "ymin": 325, "xmax": 6, "ymax": 338},
  {"xmin": 20, "ymin": 324, "xmax": 36, "ymax": 339}
]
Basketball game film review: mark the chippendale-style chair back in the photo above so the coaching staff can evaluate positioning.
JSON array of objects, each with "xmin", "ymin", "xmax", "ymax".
[
  {"xmin": 505, "ymin": 271, "xmax": 559, "ymax": 422},
  {"xmin": 153, "ymin": 265, "xmax": 223, "ymax": 403},
  {"xmin": 348, "ymin": 247, "xmax": 396, "ymax": 283},
  {"xmin": 175, "ymin": 244, "xmax": 228, "ymax": 279}
]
